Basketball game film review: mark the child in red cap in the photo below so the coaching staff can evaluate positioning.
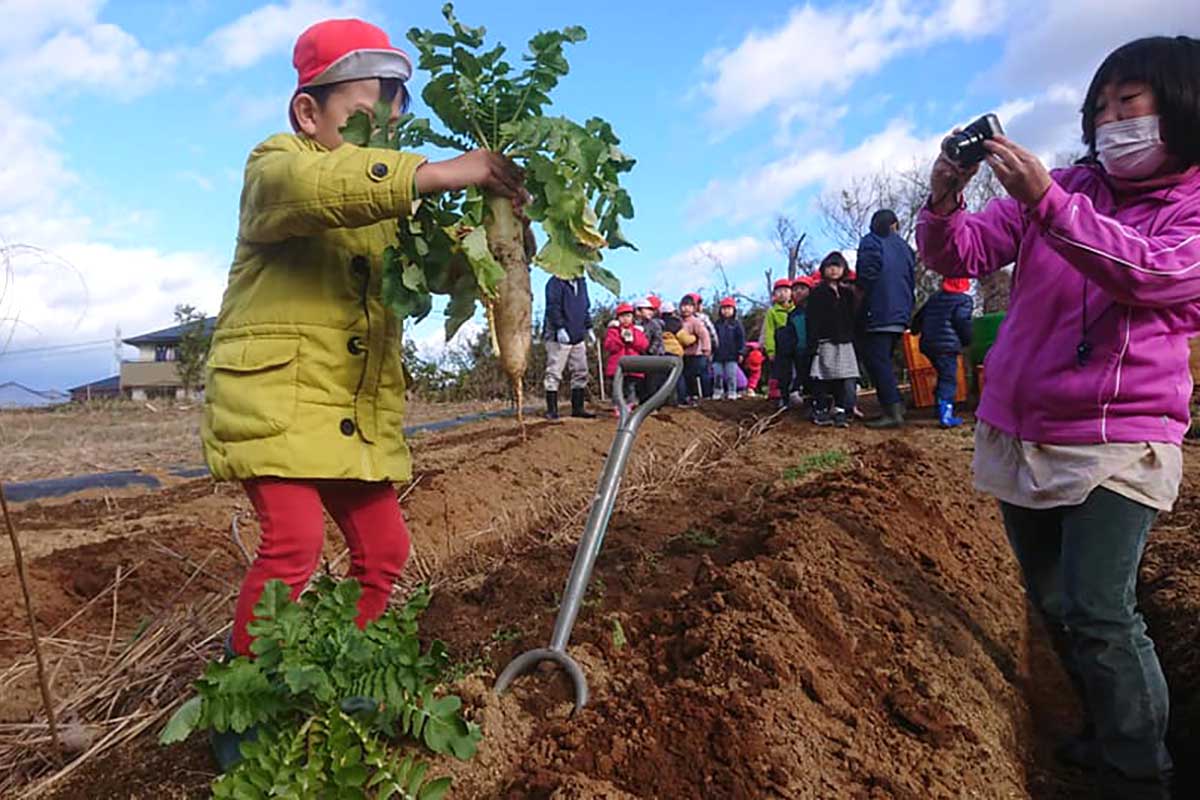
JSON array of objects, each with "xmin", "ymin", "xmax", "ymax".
[
  {"xmin": 711, "ymin": 297, "xmax": 745, "ymax": 400},
  {"xmin": 604, "ymin": 303, "xmax": 649, "ymax": 410},
  {"xmin": 761, "ymin": 278, "xmax": 794, "ymax": 401},
  {"xmin": 912, "ymin": 277, "xmax": 974, "ymax": 428},
  {"xmin": 202, "ymin": 18, "xmax": 527, "ymax": 675}
]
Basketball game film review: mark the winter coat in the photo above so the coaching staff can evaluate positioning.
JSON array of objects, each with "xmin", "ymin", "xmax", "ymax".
[
  {"xmin": 806, "ymin": 282, "xmax": 857, "ymax": 345},
  {"xmin": 641, "ymin": 316, "xmax": 666, "ymax": 356},
  {"xmin": 543, "ymin": 276, "xmax": 592, "ymax": 344},
  {"xmin": 857, "ymin": 231, "xmax": 916, "ymax": 330},
  {"xmin": 914, "ymin": 291, "xmax": 973, "ymax": 356},
  {"xmin": 744, "ymin": 348, "xmax": 765, "ymax": 390},
  {"xmin": 713, "ymin": 317, "xmax": 746, "ymax": 362},
  {"xmin": 696, "ymin": 312, "xmax": 720, "ymax": 351},
  {"xmin": 202, "ymin": 133, "xmax": 425, "ymax": 483},
  {"xmin": 604, "ymin": 321, "xmax": 649, "ymax": 378},
  {"xmin": 762, "ymin": 302, "xmax": 794, "ymax": 359},
  {"xmin": 917, "ymin": 164, "xmax": 1200, "ymax": 445},
  {"xmin": 680, "ymin": 314, "xmax": 711, "ymax": 356},
  {"xmin": 661, "ymin": 313, "xmax": 686, "ymax": 357},
  {"xmin": 775, "ymin": 304, "xmax": 809, "ymax": 360}
]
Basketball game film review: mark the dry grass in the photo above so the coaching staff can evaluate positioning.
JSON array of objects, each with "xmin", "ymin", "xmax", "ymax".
[{"xmin": 0, "ymin": 398, "xmax": 512, "ymax": 483}]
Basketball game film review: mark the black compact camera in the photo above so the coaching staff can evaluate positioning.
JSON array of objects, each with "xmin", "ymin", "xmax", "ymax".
[{"xmin": 942, "ymin": 114, "xmax": 1004, "ymax": 168}]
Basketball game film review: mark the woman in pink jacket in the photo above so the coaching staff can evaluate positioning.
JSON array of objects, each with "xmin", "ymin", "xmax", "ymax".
[{"xmin": 918, "ymin": 36, "xmax": 1199, "ymax": 799}]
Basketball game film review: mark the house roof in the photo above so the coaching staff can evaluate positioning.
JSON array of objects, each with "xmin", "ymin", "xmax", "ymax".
[
  {"xmin": 123, "ymin": 317, "xmax": 217, "ymax": 346},
  {"xmin": 69, "ymin": 375, "xmax": 121, "ymax": 393}
]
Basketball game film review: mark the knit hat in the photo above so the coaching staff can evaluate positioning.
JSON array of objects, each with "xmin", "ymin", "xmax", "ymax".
[
  {"xmin": 942, "ymin": 277, "xmax": 971, "ymax": 293},
  {"xmin": 293, "ymin": 19, "xmax": 413, "ymax": 89}
]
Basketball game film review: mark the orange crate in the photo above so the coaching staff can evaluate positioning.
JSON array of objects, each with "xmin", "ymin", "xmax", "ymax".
[{"xmin": 902, "ymin": 332, "xmax": 968, "ymax": 409}]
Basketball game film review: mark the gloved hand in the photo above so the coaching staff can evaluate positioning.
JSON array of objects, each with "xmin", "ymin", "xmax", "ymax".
[
  {"xmin": 556, "ymin": 328, "xmax": 571, "ymax": 345},
  {"xmin": 621, "ymin": 328, "xmax": 634, "ymax": 343}
]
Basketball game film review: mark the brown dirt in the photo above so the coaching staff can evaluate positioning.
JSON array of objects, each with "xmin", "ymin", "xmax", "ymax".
[{"xmin": 2, "ymin": 404, "xmax": 1198, "ymax": 799}]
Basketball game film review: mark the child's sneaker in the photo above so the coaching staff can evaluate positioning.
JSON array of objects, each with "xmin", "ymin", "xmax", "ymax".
[
  {"xmin": 834, "ymin": 409, "xmax": 850, "ymax": 428},
  {"xmin": 788, "ymin": 390, "xmax": 804, "ymax": 407},
  {"xmin": 727, "ymin": 391, "xmax": 738, "ymax": 401},
  {"xmin": 713, "ymin": 389, "xmax": 725, "ymax": 400},
  {"xmin": 813, "ymin": 407, "xmax": 834, "ymax": 426}
]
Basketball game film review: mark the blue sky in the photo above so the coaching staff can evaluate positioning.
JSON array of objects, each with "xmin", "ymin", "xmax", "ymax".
[{"xmin": 0, "ymin": 0, "xmax": 1194, "ymax": 391}]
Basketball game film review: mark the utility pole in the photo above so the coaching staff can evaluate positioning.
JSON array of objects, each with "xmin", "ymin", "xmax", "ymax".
[{"xmin": 113, "ymin": 325, "xmax": 122, "ymax": 374}]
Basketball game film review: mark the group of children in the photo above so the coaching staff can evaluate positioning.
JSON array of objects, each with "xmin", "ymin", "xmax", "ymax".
[{"xmin": 603, "ymin": 251, "xmax": 974, "ymax": 428}]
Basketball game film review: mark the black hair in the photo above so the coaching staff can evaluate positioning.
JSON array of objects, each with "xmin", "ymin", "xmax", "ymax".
[
  {"xmin": 679, "ymin": 295, "xmax": 696, "ymax": 307},
  {"xmin": 288, "ymin": 77, "xmax": 410, "ymax": 132},
  {"xmin": 1081, "ymin": 36, "xmax": 1200, "ymax": 166},
  {"xmin": 869, "ymin": 209, "xmax": 898, "ymax": 237},
  {"xmin": 820, "ymin": 251, "xmax": 848, "ymax": 273}
]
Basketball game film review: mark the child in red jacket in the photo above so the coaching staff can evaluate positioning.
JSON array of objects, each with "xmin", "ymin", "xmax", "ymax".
[
  {"xmin": 604, "ymin": 303, "xmax": 649, "ymax": 409},
  {"xmin": 743, "ymin": 341, "xmax": 765, "ymax": 395}
]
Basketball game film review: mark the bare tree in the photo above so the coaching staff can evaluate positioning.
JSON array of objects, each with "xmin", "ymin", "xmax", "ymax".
[{"xmin": 773, "ymin": 215, "xmax": 812, "ymax": 281}]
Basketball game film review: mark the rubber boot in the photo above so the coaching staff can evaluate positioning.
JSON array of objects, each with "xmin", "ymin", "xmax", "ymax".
[
  {"xmin": 545, "ymin": 390, "xmax": 560, "ymax": 420},
  {"xmin": 866, "ymin": 402, "xmax": 905, "ymax": 429},
  {"xmin": 937, "ymin": 399, "xmax": 963, "ymax": 429},
  {"xmin": 210, "ymin": 635, "xmax": 258, "ymax": 772},
  {"xmin": 570, "ymin": 388, "xmax": 596, "ymax": 419}
]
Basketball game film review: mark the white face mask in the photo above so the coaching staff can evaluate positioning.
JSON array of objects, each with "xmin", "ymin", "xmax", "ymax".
[{"xmin": 1096, "ymin": 115, "xmax": 1169, "ymax": 179}]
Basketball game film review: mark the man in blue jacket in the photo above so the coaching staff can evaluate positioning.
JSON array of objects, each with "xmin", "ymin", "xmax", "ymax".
[
  {"xmin": 542, "ymin": 275, "xmax": 596, "ymax": 420},
  {"xmin": 856, "ymin": 209, "xmax": 915, "ymax": 429}
]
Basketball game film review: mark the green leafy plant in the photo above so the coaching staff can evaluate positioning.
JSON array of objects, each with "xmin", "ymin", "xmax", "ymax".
[
  {"xmin": 782, "ymin": 450, "xmax": 849, "ymax": 482},
  {"xmin": 160, "ymin": 578, "xmax": 478, "ymax": 798},
  {"xmin": 340, "ymin": 3, "xmax": 635, "ymax": 415},
  {"xmin": 681, "ymin": 528, "xmax": 722, "ymax": 549}
]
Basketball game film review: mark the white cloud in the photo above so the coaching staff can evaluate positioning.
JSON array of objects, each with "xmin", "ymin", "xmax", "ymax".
[
  {"xmin": 700, "ymin": 0, "xmax": 1000, "ymax": 132},
  {"xmin": 409, "ymin": 316, "xmax": 482, "ymax": 362},
  {"xmin": 0, "ymin": 2, "xmax": 176, "ymax": 98},
  {"xmin": 655, "ymin": 236, "xmax": 772, "ymax": 291},
  {"xmin": 688, "ymin": 119, "xmax": 941, "ymax": 224},
  {"xmin": 985, "ymin": 0, "xmax": 1199, "ymax": 92},
  {"xmin": 205, "ymin": 0, "xmax": 368, "ymax": 71}
]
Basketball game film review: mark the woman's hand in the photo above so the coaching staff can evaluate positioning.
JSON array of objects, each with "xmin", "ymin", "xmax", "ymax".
[
  {"xmin": 984, "ymin": 136, "xmax": 1053, "ymax": 207},
  {"xmin": 929, "ymin": 150, "xmax": 978, "ymax": 215}
]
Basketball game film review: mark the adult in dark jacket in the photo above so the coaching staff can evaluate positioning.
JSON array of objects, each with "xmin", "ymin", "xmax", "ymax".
[
  {"xmin": 913, "ymin": 277, "xmax": 974, "ymax": 428},
  {"xmin": 857, "ymin": 209, "xmax": 916, "ymax": 428},
  {"xmin": 542, "ymin": 275, "xmax": 595, "ymax": 419}
]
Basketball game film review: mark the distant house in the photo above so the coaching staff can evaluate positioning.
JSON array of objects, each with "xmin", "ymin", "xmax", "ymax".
[
  {"xmin": 0, "ymin": 382, "xmax": 69, "ymax": 409},
  {"xmin": 120, "ymin": 317, "xmax": 216, "ymax": 401},
  {"xmin": 69, "ymin": 375, "xmax": 121, "ymax": 403}
]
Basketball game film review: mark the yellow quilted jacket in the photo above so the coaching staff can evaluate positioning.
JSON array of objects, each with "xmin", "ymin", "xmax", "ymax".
[{"xmin": 201, "ymin": 133, "xmax": 426, "ymax": 483}]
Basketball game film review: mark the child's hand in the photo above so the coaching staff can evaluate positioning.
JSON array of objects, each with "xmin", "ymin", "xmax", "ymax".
[{"xmin": 415, "ymin": 151, "xmax": 526, "ymax": 199}]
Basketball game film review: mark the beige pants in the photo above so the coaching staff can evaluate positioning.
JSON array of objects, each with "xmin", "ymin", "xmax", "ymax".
[{"xmin": 544, "ymin": 340, "xmax": 590, "ymax": 392}]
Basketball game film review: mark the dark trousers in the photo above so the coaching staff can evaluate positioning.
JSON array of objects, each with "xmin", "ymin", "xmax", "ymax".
[
  {"xmin": 677, "ymin": 355, "xmax": 705, "ymax": 403},
  {"xmin": 1001, "ymin": 489, "xmax": 1171, "ymax": 783},
  {"xmin": 816, "ymin": 378, "xmax": 856, "ymax": 413},
  {"xmin": 928, "ymin": 353, "xmax": 959, "ymax": 403},
  {"xmin": 699, "ymin": 355, "xmax": 714, "ymax": 398},
  {"xmin": 861, "ymin": 332, "xmax": 902, "ymax": 406}
]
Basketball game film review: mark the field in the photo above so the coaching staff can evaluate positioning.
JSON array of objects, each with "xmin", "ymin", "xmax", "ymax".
[{"xmin": 1, "ymin": 401, "xmax": 1198, "ymax": 799}]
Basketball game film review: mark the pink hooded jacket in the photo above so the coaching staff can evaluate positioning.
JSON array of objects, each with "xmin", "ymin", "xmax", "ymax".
[{"xmin": 917, "ymin": 164, "xmax": 1200, "ymax": 446}]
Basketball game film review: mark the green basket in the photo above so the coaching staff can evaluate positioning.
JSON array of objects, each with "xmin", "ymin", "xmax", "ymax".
[{"xmin": 970, "ymin": 312, "xmax": 1006, "ymax": 366}]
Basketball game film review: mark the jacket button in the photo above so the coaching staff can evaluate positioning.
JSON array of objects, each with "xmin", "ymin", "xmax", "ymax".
[
  {"xmin": 351, "ymin": 255, "xmax": 368, "ymax": 275},
  {"xmin": 347, "ymin": 336, "xmax": 365, "ymax": 355},
  {"xmin": 371, "ymin": 162, "xmax": 388, "ymax": 178},
  {"xmin": 340, "ymin": 418, "xmax": 356, "ymax": 436}
]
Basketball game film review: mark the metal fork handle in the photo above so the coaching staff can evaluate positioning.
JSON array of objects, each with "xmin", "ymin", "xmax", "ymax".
[{"xmin": 612, "ymin": 356, "xmax": 682, "ymax": 428}]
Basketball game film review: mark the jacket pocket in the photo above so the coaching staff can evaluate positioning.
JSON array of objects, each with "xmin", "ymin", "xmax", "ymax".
[{"xmin": 206, "ymin": 335, "xmax": 301, "ymax": 442}]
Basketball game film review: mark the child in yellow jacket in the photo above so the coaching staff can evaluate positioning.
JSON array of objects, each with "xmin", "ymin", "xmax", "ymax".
[{"xmin": 203, "ymin": 19, "xmax": 525, "ymax": 661}]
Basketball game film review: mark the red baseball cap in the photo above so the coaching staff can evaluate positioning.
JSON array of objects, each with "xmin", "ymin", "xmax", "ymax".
[
  {"xmin": 615, "ymin": 302, "xmax": 635, "ymax": 315},
  {"xmin": 719, "ymin": 296, "xmax": 736, "ymax": 308},
  {"xmin": 772, "ymin": 278, "xmax": 792, "ymax": 291},
  {"xmin": 647, "ymin": 295, "xmax": 662, "ymax": 310},
  {"xmin": 293, "ymin": 19, "xmax": 413, "ymax": 89},
  {"xmin": 942, "ymin": 277, "xmax": 971, "ymax": 293}
]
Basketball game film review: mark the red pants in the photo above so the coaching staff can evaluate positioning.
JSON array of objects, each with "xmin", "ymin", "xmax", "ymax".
[{"xmin": 231, "ymin": 479, "xmax": 411, "ymax": 656}]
